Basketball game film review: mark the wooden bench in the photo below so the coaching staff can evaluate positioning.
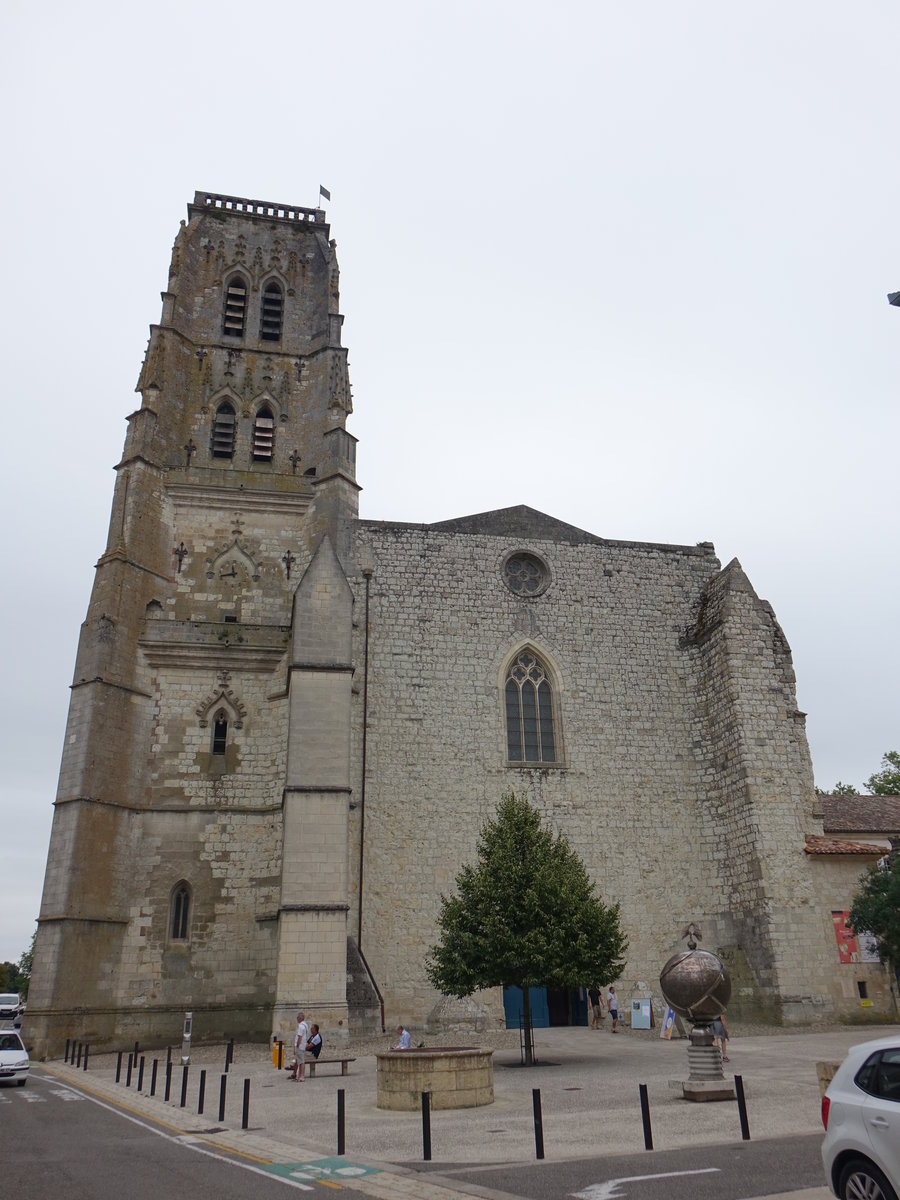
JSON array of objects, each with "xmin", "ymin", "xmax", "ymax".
[{"xmin": 307, "ymin": 1056, "xmax": 355, "ymax": 1078}]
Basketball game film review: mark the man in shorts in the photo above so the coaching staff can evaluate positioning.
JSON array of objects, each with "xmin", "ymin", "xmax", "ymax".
[{"xmin": 294, "ymin": 1011, "xmax": 310, "ymax": 1080}]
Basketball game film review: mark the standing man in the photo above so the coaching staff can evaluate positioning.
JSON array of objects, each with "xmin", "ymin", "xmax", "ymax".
[
  {"xmin": 607, "ymin": 985, "xmax": 620, "ymax": 1033},
  {"xmin": 294, "ymin": 1011, "xmax": 310, "ymax": 1081},
  {"xmin": 588, "ymin": 986, "xmax": 604, "ymax": 1029}
]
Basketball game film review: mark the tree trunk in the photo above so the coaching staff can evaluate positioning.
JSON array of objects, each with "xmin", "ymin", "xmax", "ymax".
[{"xmin": 522, "ymin": 985, "xmax": 534, "ymax": 1066}]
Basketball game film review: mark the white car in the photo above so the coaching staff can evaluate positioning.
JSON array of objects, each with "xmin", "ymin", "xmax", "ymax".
[
  {"xmin": 822, "ymin": 1034, "xmax": 900, "ymax": 1200},
  {"xmin": 0, "ymin": 1029, "xmax": 29, "ymax": 1086}
]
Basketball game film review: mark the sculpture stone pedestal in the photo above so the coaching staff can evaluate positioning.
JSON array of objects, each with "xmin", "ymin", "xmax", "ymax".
[{"xmin": 682, "ymin": 1037, "xmax": 736, "ymax": 1101}]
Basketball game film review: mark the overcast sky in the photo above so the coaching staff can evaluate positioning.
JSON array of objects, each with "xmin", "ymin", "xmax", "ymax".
[{"xmin": 2, "ymin": 1, "xmax": 898, "ymax": 962}]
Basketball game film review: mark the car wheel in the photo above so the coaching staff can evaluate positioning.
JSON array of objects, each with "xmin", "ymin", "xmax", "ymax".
[{"xmin": 839, "ymin": 1158, "xmax": 899, "ymax": 1200}]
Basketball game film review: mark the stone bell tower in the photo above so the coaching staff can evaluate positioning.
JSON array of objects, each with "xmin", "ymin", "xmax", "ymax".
[{"xmin": 29, "ymin": 192, "xmax": 359, "ymax": 1055}]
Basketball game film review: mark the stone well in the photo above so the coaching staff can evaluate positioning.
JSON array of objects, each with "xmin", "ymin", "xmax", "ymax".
[{"xmin": 375, "ymin": 1047, "xmax": 494, "ymax": 1110}]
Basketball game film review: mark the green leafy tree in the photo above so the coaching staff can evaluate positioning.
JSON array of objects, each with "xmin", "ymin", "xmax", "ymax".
[
  {"xmin": 865, "ymin": 751, "xmax": 900, "ymax": 796},
  {"xmin": 849, "ymin": 856, "xmax": 900, "ymax": 986},
  {"xmin": 427, "ymin": 792, "xmax": 627, "ymax": 1065},
  {"xmin": 16, "ymin": 929, "xmax": 36, "ymax": 1001},
  {"xmin": 0, "ymin": 963, "xmax": 16, "ymax": 991}
]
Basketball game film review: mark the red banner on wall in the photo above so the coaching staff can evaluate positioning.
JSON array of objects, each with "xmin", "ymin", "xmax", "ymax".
[{"xmin": 831, "ymin": 910, "xmax": 860, "ymax": 964}]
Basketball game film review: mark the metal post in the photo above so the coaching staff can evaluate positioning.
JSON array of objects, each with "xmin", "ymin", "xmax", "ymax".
[
  {"xmin": 241, "ymin": 1079, "xmax": 250, "ymax": 1130},
  {"xmin": 166, "ymin": 1045, "xmax": 172, "ymax": 1067},
  {"xmin": 532, "ymin": 1088, "xmax": 545, "ymax": 1160},
  {"xmin": 164, "ymin": 1061, "xmax": 172, "ymax": 1102},
  {"xmin": 133, "ymin": 1040, "xmax": 139, "ymax": 1068},
  {"xmin": 126, "ymin": 1053, "xmax": 133, "ymax": 1087},
  {"xmin": 115, "ymin": 1051, "xmax": 123, "ymax": 1083},
  {"xmin": 277, "ymin": 1041, "xmax": 284, "ymax": 1070},
  {"xmin": 337, "ymin": 1088, "xmax": 345, "ymax": 1155},
  {"xmin": 83, "ymin": 1045, "xmax": 89, "ymax": 1071},
  {"xmin": 180, "ymin": 1064, "xmax": 189, "ymax": 1108},
  {"xmin": 735, "ymin": 1074, "xmax": 751, "ymax": 1140},
  {"xmin": 639, "ymin": 1083, "xmax": 653, "ymax": 1150},
  {"xmin": 218, "ymin": 1074, "xmax": 227, "ymax": 1122},
  {"xmin": 150, "ymin": 1059, "xmax": 158, "ymax": 1097},
  {"xmin": 76, "ymin": 1042, "xmax": 82, "ymax": 1068},
  {"xmin": 137, "ymin": 1056, "xmax": 145, "ymax": 1092},
  {"xmin": 198, "ymin": 1069, "xmax": 206, "ymax": 1115},
  {"xmin": 421, "ymin": 1092, "xmax": 432, "ymax": 1161}
]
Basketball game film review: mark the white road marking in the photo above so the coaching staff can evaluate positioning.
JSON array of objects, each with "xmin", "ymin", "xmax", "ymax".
[
  {"xmin": 572, "ymin": 1167, "xmax": 721, "ymax": 1199},
  {"xmin": 49, "ymin": 1088, "xmax": 82, "ymax": 1101},
  {"xmin": 29, "ymin": 1071, "xmax": 322, "ymax": 1191}
]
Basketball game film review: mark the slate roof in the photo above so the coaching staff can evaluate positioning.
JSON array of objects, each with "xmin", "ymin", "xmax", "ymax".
[
  {"xmin": 361, "ymin": 506, "xmax": 716, "ymax": 557},
  {"xmin": 820, "ymin": 794, "xmax": 900, "ymax": 835}
]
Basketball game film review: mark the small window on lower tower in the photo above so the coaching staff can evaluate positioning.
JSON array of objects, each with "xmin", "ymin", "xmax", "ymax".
[
  {"xmin": 212, "ymin": 710, "xmax": 228, "ymax": 755},
  {"xmin": 171, "ymin": 883, "xmax": 191, "ymax": 941}
]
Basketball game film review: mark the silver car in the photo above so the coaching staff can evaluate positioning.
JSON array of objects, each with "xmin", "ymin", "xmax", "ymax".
[
  {"xmin": 822, "ymin": 1034, "xmax": 900, "ymax": 1200},
  {"xmin": 0, "ymin": 1030, "xmax": 29, "ymax": 1086}
]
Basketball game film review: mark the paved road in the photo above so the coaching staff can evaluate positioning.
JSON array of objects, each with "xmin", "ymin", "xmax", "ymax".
[
  {"xmin": 410, "ymin": 1135, "xmax": 828, "ymax": 1199},
  {"xmin": 2, "ymin": 1071, "xmax": 380, "ymax": 1198},
  {"xmin": 4, "ymin": 1069, "xmax": 832, "ymax": 1200}
]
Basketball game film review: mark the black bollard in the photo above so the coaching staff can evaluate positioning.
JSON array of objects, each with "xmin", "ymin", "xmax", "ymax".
[
  {"xmin": 76, "ymin": 1042, "xmax": 83, "ymax": 1068},
  {"xmin": 167, "ymin": 1045, "xmax": 172, "ymax": 1067},
  {"xmin": 337, "ymin": 1088, "xmax": 345, "ymax": 1156},
  {"xmin": 198, "ymin": 1069, "xmax": 206, "ymax": 1115},
  {"xmin": 65, "ymin": 1039, "xmax": 71, "ymax": 1064},
  {"xmin": 116, "ymin": 1051, "xmax": 123, "ymax": 1083},
  {"xmin": 639, "ymin": 1083, "xmax": 653, "ymax": 1150},
  {"xmin": 150, "ymin": 1059, "xmax": 158, "ymax": 1097},
  {"xmin": 218, "ymin": 1073, "xmax": 227, "ymax": 1122},
  {"xmin": 421, "ymin": 1091, "xmax": 432, "ymax": 1161},
  {"xmin": 532, "ymin": 1088, "xmax": 545, "ymax": 1160},
  {"xmin": 164, "ymin": 1061, "xmax": 172, "ymax": 1102},
  {"xmin": 277, "ymin": 1041, "xmax": 284, "ymax": 1070},
  {"xmin": 137, "ymin": 1056, "xmax": 145, "ymax": 1092},
  {"xmin": 133, "ymin": 1040, "xmax": 139, "ymax": 1067},
  {"xmin": 126, "ymin": 1053, "xmax": 133, "ymax": 1088},
  {"xmin": 83, "ymin": 1045, "xmax": 89, "ymax": 1072},
  {"xmin": 241, "ymin": 1078, "xmax": 250, "ymax": 1130},
  {"xmin": 180, "ymin": 1063, "xmax": 189, "ymax": 1108},
  {"xmin": 735, "ymin": 1075, "xmax": 751, "ymax": 1141}
]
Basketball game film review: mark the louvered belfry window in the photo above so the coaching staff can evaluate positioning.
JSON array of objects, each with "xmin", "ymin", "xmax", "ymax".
[
  {"xmin": 252, "ymin": 406, "xmax": 275, "ymax": 461},
  {"xmin": 223, "ymin": 275, "xmax": 247, "ymax": 337},
  {"xmin": 259, "ymin": 281, "xmax": 283, "ymax": 341},
  {"xmin": 212, "ymin": 402, "xmax": 236, "ymax": 458}
]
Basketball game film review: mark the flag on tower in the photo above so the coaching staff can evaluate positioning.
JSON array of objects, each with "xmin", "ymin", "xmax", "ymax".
[{"xmin": 319, "ymin": 185, "xmax": 331, "ymax": 202}]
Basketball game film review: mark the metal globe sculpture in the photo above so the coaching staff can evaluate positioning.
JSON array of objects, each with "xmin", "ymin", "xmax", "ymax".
[{"xmin": 659, "ymin": 947, "xmax": 731, "ymax": 1022}]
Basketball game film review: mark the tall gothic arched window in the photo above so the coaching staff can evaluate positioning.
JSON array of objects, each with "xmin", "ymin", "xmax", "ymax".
[
  {"xmin": 171, "ymin": 882, "xmax": 191, "ymax": 941},
  {"xmin": 223, "ymin": 274, "xmax": 247, "ymax": 337},
  {"xmin": 505, "ymin": 651, "xmax": 557, "ymax": 764}
]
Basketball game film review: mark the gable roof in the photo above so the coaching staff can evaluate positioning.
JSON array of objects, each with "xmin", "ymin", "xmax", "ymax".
[
  {"xmin": 361, "ymin": 505, "xmax": 715, "ymax": 557},
  {"xmin": 821, "ymin": 794, "xmax": 900, "ymax": 835}
]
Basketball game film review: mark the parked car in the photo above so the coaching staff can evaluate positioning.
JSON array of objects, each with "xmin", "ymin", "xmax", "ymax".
[
  {"xmin": 822, "ymin": 1034, "xmax": 900, "ymax": 1200},
  {"xmin": 0, "ymin": 1029, "xmax": 29, "ymax": 1086},
  {"xmin": 0, "ymin": 993, "xmax": 23, "ymax": 1020}
]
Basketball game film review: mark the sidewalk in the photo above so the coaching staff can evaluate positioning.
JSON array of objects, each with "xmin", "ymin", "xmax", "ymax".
[{"xmin": 41, "ymin": 1023, "xmax": 886, "ymax": 1199}]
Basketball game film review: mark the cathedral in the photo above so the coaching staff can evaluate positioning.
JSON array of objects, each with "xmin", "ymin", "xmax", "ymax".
[{"xmin": 28, "ymin": 192, "xmax": 893, "ymax": 1056}]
